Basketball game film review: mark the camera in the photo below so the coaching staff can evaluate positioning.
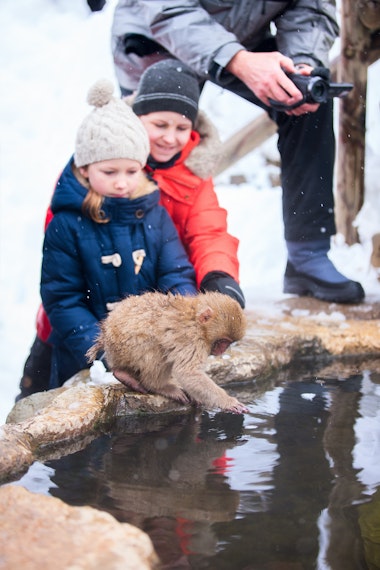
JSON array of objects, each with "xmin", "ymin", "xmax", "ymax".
[
  {"xmin": 269, "ymin": 70, "xmax": 353, "ymax": 111},
  {"xmin": 287, "ymin": 72, "xmax": 353, "ymax": 104}
]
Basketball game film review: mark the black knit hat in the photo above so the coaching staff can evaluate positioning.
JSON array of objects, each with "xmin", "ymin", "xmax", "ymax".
[{"xmin": 132, "ymin": 59, "xmax": 200, "ymax": 125}]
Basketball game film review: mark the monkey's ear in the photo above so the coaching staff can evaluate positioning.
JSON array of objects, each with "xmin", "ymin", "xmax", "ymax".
[{"xmin": 198, "ymin": 306, "xmax": 213, "ymax": 324}]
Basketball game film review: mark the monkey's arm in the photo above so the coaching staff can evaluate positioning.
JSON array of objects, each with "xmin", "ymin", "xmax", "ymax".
[{"xmin": 172, "ymin": 363, "xmax": 248, "ymax": 414}]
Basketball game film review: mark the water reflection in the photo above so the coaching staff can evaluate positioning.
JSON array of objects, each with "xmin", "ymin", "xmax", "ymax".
[{"xmin": 14, "ymin": 361, "xmax": 380, "ymax": 569}]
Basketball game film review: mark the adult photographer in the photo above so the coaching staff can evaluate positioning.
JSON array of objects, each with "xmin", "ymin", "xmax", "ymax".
[{"xmin": 111, "ymin": 0, "xmax": 364, "ymax": 304}]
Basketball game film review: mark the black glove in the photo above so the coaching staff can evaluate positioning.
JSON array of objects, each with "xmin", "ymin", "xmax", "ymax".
[
  {"xmin": 87, "ymin": 0, "xmax": 106, "ymax": 12},
  {"xmin": 200, "ymin": 271, "xmax": 245, "ymax": 309}
]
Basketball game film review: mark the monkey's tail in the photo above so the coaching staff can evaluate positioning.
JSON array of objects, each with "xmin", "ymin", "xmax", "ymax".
[{"xmin": 85, "ymin": 338, "xmax": 103, "ymax": 364}]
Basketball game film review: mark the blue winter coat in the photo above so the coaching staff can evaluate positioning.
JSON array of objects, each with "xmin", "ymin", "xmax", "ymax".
[{"xmin": 40, "ymin": 157, "xmax": 197, "ymax": 387}]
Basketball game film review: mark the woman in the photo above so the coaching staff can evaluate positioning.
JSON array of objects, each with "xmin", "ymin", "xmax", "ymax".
[{"xmin": 131, "ymin": 59, "xmax": 242, "ymax": 303}]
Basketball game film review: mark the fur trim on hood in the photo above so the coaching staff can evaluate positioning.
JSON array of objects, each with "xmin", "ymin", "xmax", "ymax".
[{"xmin": 124, "ymin": 94, "xmax": 223, "ymax": 179}]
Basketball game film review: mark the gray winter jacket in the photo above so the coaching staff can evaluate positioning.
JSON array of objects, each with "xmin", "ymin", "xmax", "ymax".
[{"xmin": 112, "ymin": 0, "xmax": 339, "ymax": 90}]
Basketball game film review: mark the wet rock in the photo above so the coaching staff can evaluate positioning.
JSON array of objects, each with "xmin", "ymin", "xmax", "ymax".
[
  {"xmin": 6, "ymin": 389, "xmax": 65, "ymax": 424},
  {"xmin": 1, "ymin": 384, "xmax": 188, "ymax": 483},
  {"xmin": 0, "ymin": 485, "xmax": 159, "ymax": 570},
  {"xmin": 0, "ymin": 425, "xmax": 33, "ymax": 479}
]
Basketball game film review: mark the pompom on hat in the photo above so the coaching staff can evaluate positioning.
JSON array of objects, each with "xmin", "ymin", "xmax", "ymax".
[
  {"xmin": 132, "ymin": 59, "xmax": 200, "ymax": 125},
  {"xmin": 74, "ymin": 79, "xmax": 150, "ymax": 168}
]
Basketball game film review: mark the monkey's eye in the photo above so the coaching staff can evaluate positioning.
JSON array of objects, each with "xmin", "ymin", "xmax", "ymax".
[{"xmin": 211, "ymin": 338, "xmax": 232, "ymax": 356}]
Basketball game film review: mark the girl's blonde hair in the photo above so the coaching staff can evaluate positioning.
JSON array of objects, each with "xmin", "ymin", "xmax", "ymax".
[
  {"xmin": 82, "ymin": 188, "xmax": 109, "ymax": 224},
  {"xmin": 73, "ymin": 163, "xmax": 109, "ymax": 224}
]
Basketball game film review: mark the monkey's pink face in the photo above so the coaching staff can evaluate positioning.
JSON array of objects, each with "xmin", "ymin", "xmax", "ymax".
[{"xmin": 211, "ymin": 338, "xmax": 232, "ymax": 356}]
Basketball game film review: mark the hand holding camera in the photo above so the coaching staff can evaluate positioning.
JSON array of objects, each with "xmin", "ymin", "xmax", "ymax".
[{"xmin": 269, "ymin": 67, "xmax": 353, "ymax": 112}]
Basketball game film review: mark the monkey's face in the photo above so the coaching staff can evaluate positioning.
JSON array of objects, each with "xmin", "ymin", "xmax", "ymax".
[
  {"xmin": 211, "ymin": 337, "xmax": 233, "ymax": 356},
  {"xmin": 197, "ymin": 292, "xmax": 247, "ymax": 356}
]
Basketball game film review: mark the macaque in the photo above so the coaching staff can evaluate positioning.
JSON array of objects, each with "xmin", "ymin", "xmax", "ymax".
[{"xmin": 87, "ymin": 292, "xmax": 248, "ymax": 413}]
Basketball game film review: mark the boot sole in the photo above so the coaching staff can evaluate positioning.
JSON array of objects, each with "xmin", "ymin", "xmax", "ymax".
[{"xmin": 283, "ymin": 275, "xmax": 365, "ymax": 304}]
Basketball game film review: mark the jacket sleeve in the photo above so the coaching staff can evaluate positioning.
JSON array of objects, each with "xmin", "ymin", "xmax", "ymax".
[
  {"xmin": 40, "ymin": 216, "xmax": 101, "ymax": 370},
  {"xmin": 133, "ymin": 0, "xmax": 243, "ymax": 77},
  {"xmin": 183, "ymin": 177, "xmax": 240, "ymax": 288},
  {"xmin": 155, "ymin": 209, "xmax": 198, "ymax": 296},
  {"xmin": 131, "ymin": 0, "xmax": 338, "ymax": 74},
  {"xmin": 275, "ymin": 0, "xmax": 339, "ymax": 68}
]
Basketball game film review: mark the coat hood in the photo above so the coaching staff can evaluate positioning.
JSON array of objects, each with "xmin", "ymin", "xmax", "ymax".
[{"xmin": 51, "ymin": 158, "xmax": 87, "ymax": 214}]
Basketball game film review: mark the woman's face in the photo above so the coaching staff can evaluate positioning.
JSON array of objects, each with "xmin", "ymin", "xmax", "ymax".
[{"xmin": 139, "ymin": 111, "xmax": 192, "ymax": 163}]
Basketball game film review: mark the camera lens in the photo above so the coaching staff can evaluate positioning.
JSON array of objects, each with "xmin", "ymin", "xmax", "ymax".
[{"xmin": 308, "ymin": 77, "xmax": 328, "ymax": 103}]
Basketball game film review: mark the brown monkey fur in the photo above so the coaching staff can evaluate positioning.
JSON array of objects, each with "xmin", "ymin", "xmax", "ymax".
[{"xmin": 87, "ymin": 291, "xmax": 248, "ymax": 413}]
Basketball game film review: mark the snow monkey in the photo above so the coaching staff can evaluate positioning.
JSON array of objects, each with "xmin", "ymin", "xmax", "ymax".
[{"xmin": 87, "ymin": 291, "xmax": 248, "ymax": 413}]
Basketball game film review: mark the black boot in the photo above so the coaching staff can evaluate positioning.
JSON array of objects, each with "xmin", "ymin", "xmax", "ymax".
[
  {"xmin": 16, "ymin": 336, "xmax": 52, "ymax": 401},
  {"xmin": 284, "ymin": 239, "xmax": 365, "ymax": 304},
  {"xmin": 284, "ymin": 261, "xmax": 365, "ymax": 303}
]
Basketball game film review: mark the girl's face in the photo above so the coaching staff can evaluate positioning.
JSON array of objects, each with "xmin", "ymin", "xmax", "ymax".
[
  {"xmin": 80, "ymin": 158, "xmax": 142, "ymax": 199},
  {"xmin": 139, "ymin": 111, "xmax": 192, "ymax": 163}
]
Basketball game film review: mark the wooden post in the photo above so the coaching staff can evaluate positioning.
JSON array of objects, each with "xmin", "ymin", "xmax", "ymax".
[
  {"xmin": 335, "ymin": 0, "xmax": 380, "ymax": 244},
  {"xmin": 214, "ymin": 113, "xmax": 277, "ymax": 176}
]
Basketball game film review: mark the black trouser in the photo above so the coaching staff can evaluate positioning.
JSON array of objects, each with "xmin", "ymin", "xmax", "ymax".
[
  {"xmin": 16, "ymin": 335, "xmax": 52, "ymax": 401},
  {"xmin": 208, "ymin": 69, "xmax": 336, "ymax": 243}
]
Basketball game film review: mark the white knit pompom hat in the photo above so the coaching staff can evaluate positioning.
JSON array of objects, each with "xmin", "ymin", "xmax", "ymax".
[{"xmin": 74, "ymin": 79, "xmax": 150, "ymax": 168}]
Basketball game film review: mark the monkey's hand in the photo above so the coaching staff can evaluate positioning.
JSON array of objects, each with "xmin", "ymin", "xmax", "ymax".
[
  {"xmin": 173, "ymin": 363, "xmax": 249, "ymax": 414},
  {"xmin": 225, "ymin": 397, "xmax": 249, "ymax": 415},
  {"xmin": 113, "ymin": 369, "xmax": 148, "ymax": 394}
]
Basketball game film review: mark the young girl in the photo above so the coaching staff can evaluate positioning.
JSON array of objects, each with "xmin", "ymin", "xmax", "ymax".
[
  {"xmin": 40, "ymin": 79, "xmax": 196, "ymax": 388},
  {"xmin": 18, "ymin": 60, "xmax": 243, "ymax": 398}
]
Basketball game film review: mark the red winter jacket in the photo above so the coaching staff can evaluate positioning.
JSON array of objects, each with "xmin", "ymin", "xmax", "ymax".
[
  {"xmin": 36, "ymin": 112, "xmax": 240, "ymax": 342},
  {"xmin": 151, "ymin": 131, "xmax": 239, "ymax": 287}
]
